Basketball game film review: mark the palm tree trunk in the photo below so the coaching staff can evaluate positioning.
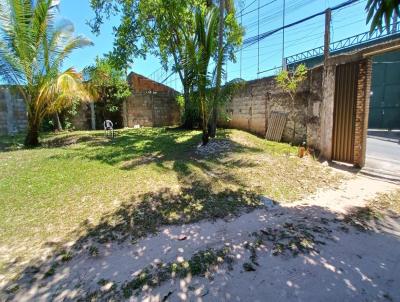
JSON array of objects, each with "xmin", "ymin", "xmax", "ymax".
[
  {"xmin": 53, "ymin": 112, "xmax": 63, "ymax": 131},
  {"xmin": 25, "ymin": 118, "xmax": 40, "ymax": 147},
  {"xmin": 201, "ymin": 98, "xmax": 209, "ymax": 145},
  {"xmin": 182, "ymin": 84, "xmax": 194, "ymax": 129},
  {"xmin": 210, "ymin": 0, "xmax": 225, "ymax": 138}
]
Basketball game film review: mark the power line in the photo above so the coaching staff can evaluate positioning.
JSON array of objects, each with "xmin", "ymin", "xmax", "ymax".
[
  {"xmin": 243, "ymin": 0, "xmax": 359, "ymax": 47},
  {"xmin": 240, "ymin": 0, "xmax": 278, "ymax": 18}
]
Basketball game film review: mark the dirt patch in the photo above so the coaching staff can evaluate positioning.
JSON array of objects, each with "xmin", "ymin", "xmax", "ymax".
[{"xmin": 3, "ymin": 176, "xmax": 399, "ymax": 302}]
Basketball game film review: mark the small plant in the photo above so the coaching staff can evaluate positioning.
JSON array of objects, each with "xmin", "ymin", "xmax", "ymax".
[
  {"xmin": 243, "ymin": 262, "xmax": 256, "ymax": 272},
  {"xmin": 97, "ymin": 278, "xmax": 109, "ymax": 286},
  {"xmin": 276, "ymin": 64, "xmax": 308, "ymax": 142},
  {"xmin": 60, "ymin": 251, "xmax": 73, "ymax": 262},
  {"xmin": 44, "ymin": 263, "xmax": 58, "ymax": 278},
  {"xmin": 5, "ymin": 284, "xmax": 19, "ymax": 294},
  {"xmin": 88, "ymin": 246, "xmax": 99, "ymax": 257},
  {"xmin": 276, "ymin": 64, "xmax": 308, "ymax": 101}
]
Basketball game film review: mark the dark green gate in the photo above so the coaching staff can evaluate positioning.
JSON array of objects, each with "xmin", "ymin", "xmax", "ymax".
[{"xmin": 369, "ymin": 50, "xmax": 400, "ymax": 130}]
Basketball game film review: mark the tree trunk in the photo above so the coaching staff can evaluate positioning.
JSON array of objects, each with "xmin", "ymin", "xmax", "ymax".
[
  {"xmin": 24, "ymin": 120, "xmax": 40, "ymax": 147},
  {"xmin": 53, "ymin": 112, "xmax": 63, "ymax": 132},
  {"xmin": 209, "ymin": 0, "xmax": 225, "ymax": 138},
  {"xmin": 201, "ymin": 96, "xmax": 209, "ymax": 145},
  {"xmin": 24, "ymin": 103, "xmax": 42, "ymax": 147},
  {"xmin": 182, "ymin": 84, "xmax": 194, "ymax": 129},
  {"xmin": 202, "ymin": 128, "xmax": 209, "ymax": 145}
]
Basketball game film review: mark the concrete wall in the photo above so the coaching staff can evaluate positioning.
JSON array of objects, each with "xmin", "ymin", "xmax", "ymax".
[
  {"xmin": 0, "ymin": 87, "xmax": 27, "ymax": 135},
  {"xmin": 222, "ymin": 67, "xmax": 324, "ymax": 147},
  {"xmin": 71, "ymin": 103, "xmax": 91, "ymax": 130},
  {"xmin": 125, "ymin": 92, "xmax": 180, "ymax": 127}
]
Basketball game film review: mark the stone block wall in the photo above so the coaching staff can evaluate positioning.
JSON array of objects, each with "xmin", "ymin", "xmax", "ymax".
[
  {"xmin": 125, "ymin": 92, "xmax": 180, "ymax": 127},
  {"xmin": 71, "ymin": 103, "xmax": 91, "ymax": 130},
  {"xmin": 0, "ymin": 87, "xmax": 27, "ymax": 135},
  {"xmin": 222, "ymin": 66, "xmax": 323, "ymax": 147}
]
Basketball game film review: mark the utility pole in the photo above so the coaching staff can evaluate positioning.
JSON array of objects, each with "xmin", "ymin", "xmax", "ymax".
[
  {"xmin": 324, "ymin": 8, "xmax": 332, "ymax": 67},
  {"xmin": 282, "ymin": 0, "xmax": 286, "ymax": 70},
  {"xmin": 320, "ymin": 8, "xmax": 333, "ymax": 161}
]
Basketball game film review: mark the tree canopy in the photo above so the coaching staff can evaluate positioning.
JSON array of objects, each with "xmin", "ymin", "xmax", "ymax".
[
  {"xmin": 89, "ymin": 0, "xmax": 244, "ymax": 131},
  {"xmin": 366, "ymin": 0, "xmax": 399, "ymax": 32}
]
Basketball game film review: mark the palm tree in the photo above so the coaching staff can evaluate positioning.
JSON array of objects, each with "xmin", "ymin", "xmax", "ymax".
[
  {"xmin": 209, "ymin": 0, "xmax": 235, "ymax": 138},
  {"xmin": 0, "ymin": 0, "xmax": 92, "ymax": 146},
  {"xmin": 366, "ymin": 0, "xmax": 399, "ymax": 32},
  {"xmin": 186, "ymin": 7, "xmax": 219, "ymax": 145}
]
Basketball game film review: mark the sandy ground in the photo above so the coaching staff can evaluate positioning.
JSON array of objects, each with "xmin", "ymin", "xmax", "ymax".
[{"xmin": 2, "ymin": 175, "xmax": 400, "ymax": 302}]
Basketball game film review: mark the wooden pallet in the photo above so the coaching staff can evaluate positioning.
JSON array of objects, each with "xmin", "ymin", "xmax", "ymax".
[{"xmin": 266, "ymin": 111, "xmax": 288, "ymax": 142}]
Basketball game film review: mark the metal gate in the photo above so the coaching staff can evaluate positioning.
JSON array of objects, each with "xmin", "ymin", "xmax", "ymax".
[
  {"xmin": 369, "ymin": 51, "xmax": 400, "ymax": 130},
  {"xmin": 332, "ymin": 62, "xmax": 359, "ymax": 163}
]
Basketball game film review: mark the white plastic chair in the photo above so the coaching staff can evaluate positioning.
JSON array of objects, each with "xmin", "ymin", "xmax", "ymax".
[{"xmin": 103, "ymin": 120, "xmax": 114, "ymax": 138}]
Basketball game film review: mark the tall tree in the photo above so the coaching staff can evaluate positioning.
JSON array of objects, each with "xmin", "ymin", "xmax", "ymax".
[
  {"xmin": 89, "ymin": 0, "xmax": 144, "ymax": 74},
  {"xmin": 84, "ymin": 56, "xmax": 131, "ymax": 123},
  {"xmin": 208, "ymin": 0, "xmax": 225, "ymax": 138},
  {"xmin": 0, "ymin": 0, "xmax": 92, "ymax": 146},
  {"xmin": 89, "ymin": 0, "xmax": 243, "ymax": 130},
  {"xmin": 137, "ymin": 0, "xmax": 205, "ymax": 129},
  {"xmin": 366, "ymin": 0, "xmax": 400, "ymax": 32},
  {"xmin": 186, "ymin": 7, "xmax": 220, "ymax": 144}
]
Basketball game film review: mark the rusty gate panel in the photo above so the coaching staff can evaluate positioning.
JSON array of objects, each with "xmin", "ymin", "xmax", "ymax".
[{"xmin": 332, "ymin": 62, "xmax": 358, "ymax": 163}]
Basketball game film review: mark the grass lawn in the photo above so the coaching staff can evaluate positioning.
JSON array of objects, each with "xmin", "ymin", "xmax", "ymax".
[{"xmin": 0, "ymin": 128, "xmax": 342, "ymax": 282}]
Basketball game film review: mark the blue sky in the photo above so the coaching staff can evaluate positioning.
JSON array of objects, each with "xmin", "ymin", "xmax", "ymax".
[{"xmin": 60, "ymin": 0, "xmax": 371, "ymax": 91}]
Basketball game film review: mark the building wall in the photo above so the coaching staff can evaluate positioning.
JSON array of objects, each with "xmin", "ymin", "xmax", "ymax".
[
  {"xmin": 128, "ymin": 73, "xmax": 173, "ymax": 93},
  {"xmin": 0, "ymin": 87, "xmax": 27, "ymax": 135},
  {"xmin": 222, "ymin": 67, "xmax": 324, "ymax": 147},
  {"xmin": 125, "ymin": 92, "xmax": 180, "ymax": 127}
]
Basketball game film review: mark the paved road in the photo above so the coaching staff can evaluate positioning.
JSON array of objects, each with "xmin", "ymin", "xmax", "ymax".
[{"xmin": 365, "ymin": 131, "xmax": 400, "ymax": 177}]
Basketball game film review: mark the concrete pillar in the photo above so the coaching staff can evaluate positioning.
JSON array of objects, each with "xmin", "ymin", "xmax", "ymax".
[
  {"xmin": 122, "ymin": 99, "xmax": 128, "ymax": 128},
  {"xmin": 320, "ymin": 65, "xmax": 336, "ymax": 160},
  {"xmin": 90, "ymin": 102, "xmax": 96, "ymax": 130},
  {"xmin": 320, "ymin": 8, "xmax": 334, "ymax": 160}
]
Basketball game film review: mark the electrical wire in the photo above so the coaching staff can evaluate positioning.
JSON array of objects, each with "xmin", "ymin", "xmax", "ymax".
[{"xmin": 243, "ymin": 0, "xmax": 360, "ymax": 47}]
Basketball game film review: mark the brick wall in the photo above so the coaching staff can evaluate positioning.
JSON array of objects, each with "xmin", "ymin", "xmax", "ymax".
[
  {"xmin": 221, "ymin": 66, "xmax": 323, "ymax": 147},
  {"xmin": 128, "ymin": 73, "xmax": 173, "ymax": 93},
  {"xmin": 353, "ymin": 59, "xmax": 372, "ymax": 167}
]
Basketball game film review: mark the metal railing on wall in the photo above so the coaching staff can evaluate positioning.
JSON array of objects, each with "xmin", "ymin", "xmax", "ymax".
[{"xmin": 286, "ymin": 22, "xmax": 400, "ymax": 65}]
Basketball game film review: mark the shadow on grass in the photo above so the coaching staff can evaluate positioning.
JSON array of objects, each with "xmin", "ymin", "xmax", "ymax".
[
  {"xmin": 2, "ymin": 195, "xmax": 400, "ymax": 301},
  {"xmin": 0, "ymin": 178, "xmax": 262, "ymax": 297},
  {"xmin": 41, "ymin": 128, "xmax": 264, "ymax": 170},
  {"xmin": 76, "ymin": 182, "xmax": 262, "ymax": 245}
]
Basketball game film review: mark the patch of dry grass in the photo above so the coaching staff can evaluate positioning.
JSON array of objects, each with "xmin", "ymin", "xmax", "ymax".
[
  {"xmin": 369, "ymin": 189, "xmax": 400, "ymax": 216},
  {"xmin": 343, "ymin": 189, "xmax": 400, "ymax": 231}
]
